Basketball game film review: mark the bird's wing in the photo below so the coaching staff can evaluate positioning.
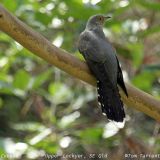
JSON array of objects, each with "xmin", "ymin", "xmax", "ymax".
[
  {"xmin": 116, "ymin": 56, "xmax": 128, "ymax": 97},
  {"xmin": 78, "ymin": 31, "xmax": 106, "ymax": 63},
  {"xmin": 78, "ymin": 31, "xmax": 118, "ymax": 85}
]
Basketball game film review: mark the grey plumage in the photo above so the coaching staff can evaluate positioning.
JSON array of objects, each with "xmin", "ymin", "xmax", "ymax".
[{"xmin": 78, "ymin": 14, "xmax": 128, "ymax": 122}]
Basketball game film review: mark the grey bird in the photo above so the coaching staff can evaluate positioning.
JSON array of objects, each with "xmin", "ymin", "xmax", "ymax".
[{"xmin": 78, "ymin": 14, "xmax": 128, "ymax": 122}]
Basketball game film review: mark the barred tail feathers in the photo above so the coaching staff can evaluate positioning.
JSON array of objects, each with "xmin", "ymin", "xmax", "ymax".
[{"xmin": 97, "ymin": 81, "xmax": 125, "ymax": 122}]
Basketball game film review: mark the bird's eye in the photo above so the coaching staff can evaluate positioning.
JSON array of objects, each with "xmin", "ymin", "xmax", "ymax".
[{"xmin": 99, "ymin": 17, "xmax": 103, "ymax": 21}]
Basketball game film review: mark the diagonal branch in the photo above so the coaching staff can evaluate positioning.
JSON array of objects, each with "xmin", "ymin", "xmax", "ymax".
[{"xmin": 0, "ymin": 4, "xmax": 160, "ymax": 121}]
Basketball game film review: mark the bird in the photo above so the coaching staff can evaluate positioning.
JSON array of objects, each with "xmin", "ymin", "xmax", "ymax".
[{"xmin": 78, "ymin": 14, "xmax": 128, "ymax": 122}]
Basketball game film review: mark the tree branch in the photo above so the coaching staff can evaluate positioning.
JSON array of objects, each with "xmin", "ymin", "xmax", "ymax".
[{"xmin": 0, "ymin": 4, "xmax": 160, "ymax": 121}]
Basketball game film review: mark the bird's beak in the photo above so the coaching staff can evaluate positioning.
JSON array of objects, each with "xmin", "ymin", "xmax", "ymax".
[{"xmin": 103, "ymin": 15, "xmax": 111, "ymax": 20}]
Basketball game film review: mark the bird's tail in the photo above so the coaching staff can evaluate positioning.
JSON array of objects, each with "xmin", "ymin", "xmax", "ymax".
[{"xmin": 97, "ymin": 81, "xmax": 125, "ymax": 122}]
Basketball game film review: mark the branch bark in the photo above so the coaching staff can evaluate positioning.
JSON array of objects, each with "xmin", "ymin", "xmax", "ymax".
[{"xmin": 0, "ymin": 4, "xmax": 160, "ymax": 121}]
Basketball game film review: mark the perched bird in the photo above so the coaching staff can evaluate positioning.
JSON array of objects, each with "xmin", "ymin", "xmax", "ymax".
[{"xmin": 78, "ymin": 14, "xmax": 128, "ymax": 122}]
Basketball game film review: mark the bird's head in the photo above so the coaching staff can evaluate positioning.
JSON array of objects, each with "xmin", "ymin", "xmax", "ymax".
[{"xmin": 86, "ymin": 14, "xmax": 111, "ymax": 30}]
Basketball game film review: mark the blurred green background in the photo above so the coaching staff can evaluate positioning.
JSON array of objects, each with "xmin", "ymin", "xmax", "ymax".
[{"xmin": 0, "ymin": 0, "xmax": 160, "ymax": 159}]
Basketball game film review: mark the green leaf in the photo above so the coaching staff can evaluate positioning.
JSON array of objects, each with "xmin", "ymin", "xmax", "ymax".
[
  {"xmin": 13, "ymin": 70, "xmax": 30, "ymax": 90},
  {"xmin": 32, "ymin": 69, "xmax": 52, "ymax": 89},
  {"xmin": 48, "ymin": 82, "xmax": 62, "ymax": 96},
  {"xmin": 35, "ymin": 12, "xmax": 52, "ymax": 25},
  {"xmin": 138, "ymin": 0, "xmax": 160, "ymax": 11},
  {"xmin": 132, "ymin": 71, "xmax": 155, "ymax": 91},
  {"xmin": 79, "ymin": 127, "xmax": 103, "ymax": 144},
  {"xmin": 34, "ymin": 139, "xmax": 59, "ymax": 154},
  {"xmin": 48, "ymin": 82, "xmax": 73, "ymax": 103},
  {"xmin": 1, "ymin": 0, "xmax": 17, "ymax": 11},
  {"xmin": 127, "ymin": 43, "xmax": 143, "ymax": 67}
]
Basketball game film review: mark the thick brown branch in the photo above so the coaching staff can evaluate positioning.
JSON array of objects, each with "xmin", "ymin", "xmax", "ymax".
[{"xmin": 0, "ymin": 4, "xmax": 160, "ymax": 121}]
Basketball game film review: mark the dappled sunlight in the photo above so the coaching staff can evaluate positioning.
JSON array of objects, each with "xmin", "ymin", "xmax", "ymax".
[
  {"xmin": 52, "ymin": 35, "xmax": 63, "ymax": 47},
  {"xmin": 60, "ymin": 111, "xmax": 80, "ymax": 128},
  {"xmin": 3, "ymin": 138, "xmax": 28, "ymax": 158},
  {"xmin": 29, "ymin": 128, "xmax": 52, "ymax": 145},
  {"xmin": 59, "ymin": 136, "xmax": 72, "ymax": 148}
]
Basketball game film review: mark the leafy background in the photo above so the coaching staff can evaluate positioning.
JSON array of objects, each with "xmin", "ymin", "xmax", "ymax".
[{"xmin": 0, "ymin": 0, "xmax": 160, "ymax": 159}]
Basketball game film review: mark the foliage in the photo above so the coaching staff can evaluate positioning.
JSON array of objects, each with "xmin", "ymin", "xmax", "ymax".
[{"xmin": 0, "ymin": 0, "xmax": 160, "ymax": 159}]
